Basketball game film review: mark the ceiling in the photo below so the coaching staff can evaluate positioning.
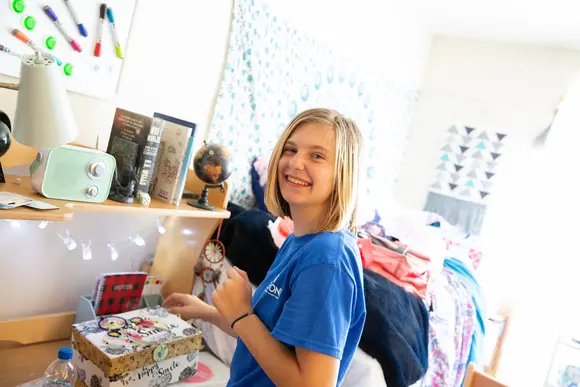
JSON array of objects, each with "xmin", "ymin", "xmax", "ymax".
[{"xmin": 414, "ymin": 0, "xmax": 580, "ymax": 50}]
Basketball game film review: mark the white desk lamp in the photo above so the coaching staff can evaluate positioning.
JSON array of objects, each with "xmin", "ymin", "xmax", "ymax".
[{"xmin": 12, "ymin": 51, "xmax": 78, "ymax": 150}]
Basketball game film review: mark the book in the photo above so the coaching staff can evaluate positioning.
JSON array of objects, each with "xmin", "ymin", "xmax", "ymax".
[
  {"xmin": 93, "ymin": 271, "xmax": 148, "ymax": 316},
  {"xmin": 173, "ymin": 132, "xmax": 195, "ymax": 206},
  {"xmin": 150, "ymin": 113, "xmax": 197, "ymax": 205},
  {"xmin": 106, "ymin": 108, "xmax": 164, "ymax": 198}
]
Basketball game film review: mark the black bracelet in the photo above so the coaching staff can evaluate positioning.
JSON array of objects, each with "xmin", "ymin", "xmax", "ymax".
[{"xmin": 230, "ymin": 311, "xmax": 255, "ymax": 329}]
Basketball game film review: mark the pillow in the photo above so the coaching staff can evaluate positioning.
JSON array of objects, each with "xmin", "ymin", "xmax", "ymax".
[{"xmin": 251, "ymin": 156, "xmax": 269, "ymax": 212}]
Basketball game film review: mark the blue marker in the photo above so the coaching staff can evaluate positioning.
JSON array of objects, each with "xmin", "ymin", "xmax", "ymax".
[
  {"xmin": 63, "ymin": 0, "xmax": 88, "ymax": 37},
  {"xmin": 106, "ymin": 6, "xmax": 123, "ymax": 58}
]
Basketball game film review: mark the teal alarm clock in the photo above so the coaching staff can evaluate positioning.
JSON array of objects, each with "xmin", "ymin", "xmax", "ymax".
[{"xmin": 30, "ymin": 145, "xmax": 116, "ymax": 203}]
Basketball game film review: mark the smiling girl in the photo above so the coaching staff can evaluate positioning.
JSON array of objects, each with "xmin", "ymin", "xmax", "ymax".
[{"xmin": 164, "ymin": 108, "xmax": 366, "ymax": 387}]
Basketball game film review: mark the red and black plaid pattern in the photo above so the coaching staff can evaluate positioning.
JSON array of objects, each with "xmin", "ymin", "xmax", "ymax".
[{"xmin": 94, "ymin": 273, "xmax": 147, "ymax": 316}]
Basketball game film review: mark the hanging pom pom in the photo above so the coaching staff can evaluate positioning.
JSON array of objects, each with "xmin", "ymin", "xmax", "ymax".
[
  {"xmin": 81, "ymin": 240, "xmax": 92, "ymax": 261},
  {"xmin": 108, "ymin": 243, "xmax": 119, "ymax": 261},
  {"xmin": 58, "ymin": 229, "xmax": 77, "ymax": 251},
  {"xmin": 130, "ymin": 234, "xmax": 145, "ymax": 247},
  {"xmin": 156, "ymin": 218, "xmax": 166, "ymax": 235}
]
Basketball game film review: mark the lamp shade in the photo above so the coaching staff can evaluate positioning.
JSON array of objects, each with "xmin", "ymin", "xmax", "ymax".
[{"xmin": 13, "ymin": 52, "xmax": 78, "ymax": 149}]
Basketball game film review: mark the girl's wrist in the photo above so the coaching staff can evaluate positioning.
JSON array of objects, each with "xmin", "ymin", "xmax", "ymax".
[{"xmin": 203, "ymin": 305, "xmax": 221, "ymax": 324}]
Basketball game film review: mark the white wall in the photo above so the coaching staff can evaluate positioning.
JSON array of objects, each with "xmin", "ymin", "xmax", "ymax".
[
  {"xmin": 394, "ymin": 36, "xmax": 580, "ymax": 210},
  {"xmin": 0, "ymin": 0, "xmax": 430, "ymax": 320}
]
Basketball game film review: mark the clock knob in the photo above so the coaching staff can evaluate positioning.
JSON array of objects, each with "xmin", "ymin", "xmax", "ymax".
[
  {"xmin": 88, "ymin": 160, "xmax": 106, "ymax": 178},
  {"xmin": 85, "ymin": 185, "xmax": 99, "ymax": 198}
]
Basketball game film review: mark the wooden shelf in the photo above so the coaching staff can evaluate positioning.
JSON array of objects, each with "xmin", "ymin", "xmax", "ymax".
[{"xmin": 0, "ymin": 175, "xmax": 230, "ymax": 222}]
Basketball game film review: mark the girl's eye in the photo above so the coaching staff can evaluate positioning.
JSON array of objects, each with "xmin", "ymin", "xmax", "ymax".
[
  {"xmin": 283, "ymin": 147, "xmax": 296, "ymax": 154},
  {"xmin": 312, "ymin": 153, "xmax": 324, "ymax": 160}
]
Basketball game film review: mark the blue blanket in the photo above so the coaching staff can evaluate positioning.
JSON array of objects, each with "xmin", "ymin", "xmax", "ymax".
[{"xmin": 359, "ymin": 269, "xmax": 430, "ymax": 387}]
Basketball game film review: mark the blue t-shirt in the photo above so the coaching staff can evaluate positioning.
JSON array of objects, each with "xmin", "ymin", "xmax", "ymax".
[{"xmin": 227, "ymin": 229, "xmax": 366, "ymax": 387}]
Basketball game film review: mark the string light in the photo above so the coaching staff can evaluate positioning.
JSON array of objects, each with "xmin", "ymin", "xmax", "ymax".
[
  {"xmin": 5, "ymin": 219, "xmax": 21, "ymax": 229},
  {"xmin": 108, "ymin": 243, "xmax": 119, "ymax": 261},
  {"xmin": 3, "ymin": 216, "xmax": 172, "ymax": 261},
  {"xmin": 156, "ymin": 218, "xmax": 166, "ymax": 235},
  {"xmin": 129, "ymin": 234, "xmax": 146, "ymax": 247},
  {"xmin": 58, "ymin": 229, "xmax": 77, "ymax": 251},
  {"xmin": 81, "ymin": 240, "xmax": 92, "ymax": 260},
  {"xmin": 182, "ymin": 228, "xmax": 195, "ymax": 236}
]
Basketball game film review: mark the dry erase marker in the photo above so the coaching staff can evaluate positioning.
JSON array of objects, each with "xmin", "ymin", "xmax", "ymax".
[
  {"xmin": 43, "ymin": 5, "xmax": 82, "ymax": 52},
  {"xmin": 63, "ymin": 0, "xmax": 87, "ymax": 37},
  {"xmin": 11, "ymin": 29, "xmax": 62, "ymax": 66},
  {"xmin": 106, "ymin": 6, "xmax": 123, "ymax": 58},
  {"xmin": 0, "ymin": 43, "xmax": 22, "ymax": 58},
  {"xmin": 94, "ymin": 3, "xmax": 106, "ymax": 57}
]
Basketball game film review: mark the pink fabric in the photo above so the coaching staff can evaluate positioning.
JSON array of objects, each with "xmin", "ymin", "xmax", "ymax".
[{"xmin": 357, "ymin": 237, "xmax": 431, "ymax": 299}]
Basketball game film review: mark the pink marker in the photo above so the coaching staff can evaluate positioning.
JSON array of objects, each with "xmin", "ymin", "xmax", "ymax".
[{"xmin": 43, "ymin": 5, "xmax": 82, "ymax": 52}]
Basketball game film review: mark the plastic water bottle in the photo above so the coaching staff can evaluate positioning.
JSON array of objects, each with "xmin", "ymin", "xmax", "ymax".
[{"xmin": 42, "ymin": 347, "xmax": 77, "ymax": 387}]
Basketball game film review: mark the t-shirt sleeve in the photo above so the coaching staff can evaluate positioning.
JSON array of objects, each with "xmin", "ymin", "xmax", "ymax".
[{"xmin": 271, "ymin": 263, "xmax": 355, "ymax": 359}]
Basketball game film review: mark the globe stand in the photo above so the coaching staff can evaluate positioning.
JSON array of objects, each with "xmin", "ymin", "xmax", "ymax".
[
  {"xmin": 187, "ymin": 183, "xmax": 224, "ymax": 211},
  {"xmin": 0, "ymin": 161, "xmax": 5, "ymax": 184}
]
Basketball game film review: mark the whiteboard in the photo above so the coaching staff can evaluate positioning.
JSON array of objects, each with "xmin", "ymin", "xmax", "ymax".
[{"xmin": 1, "ymin": 0, "xmax": 136, "ymax": 100}]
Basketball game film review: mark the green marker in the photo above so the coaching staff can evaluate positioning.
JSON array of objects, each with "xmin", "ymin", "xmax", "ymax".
[
  {"xmin": 23, "ymin": 16, "xmax": 36, "ymax": 31},
  {"xmin": 63, "ymin": 63, "xmax": 73, "ymax": 76},
  {"xmin": 11, "ymin": 0, "xmax": 26, "ymax": 13},
  {"xmin": 45, "ymin": 36, "xmax": 56, "ymax": 50}
]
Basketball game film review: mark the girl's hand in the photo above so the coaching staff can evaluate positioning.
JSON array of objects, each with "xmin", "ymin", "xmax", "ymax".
[
  {"xmin": 212, "ymin": 267, "xmax": 253, "ymax": 325},
  {"xmin": 162, "ymin": 293, "xmax": 216, "ymax": 322}
]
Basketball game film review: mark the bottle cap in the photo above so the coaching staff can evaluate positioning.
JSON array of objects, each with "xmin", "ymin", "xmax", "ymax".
[{"xmin": 58, "ymin": 347, "xmax": 73, "ymax": 360}]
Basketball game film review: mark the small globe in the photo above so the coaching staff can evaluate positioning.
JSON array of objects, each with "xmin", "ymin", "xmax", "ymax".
[
  {"xmin": 193, "ymin": 142, "xmax": 233, "ymax": 185},
  {"xmin": 0, "ymin": 111, "xmax": 11, "ymax": 158}
]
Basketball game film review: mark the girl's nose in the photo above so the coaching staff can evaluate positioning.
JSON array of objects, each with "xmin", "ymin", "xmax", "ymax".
[{"xmin": 288, "ymin": 153, "xmax": 305, "ymax": 170}]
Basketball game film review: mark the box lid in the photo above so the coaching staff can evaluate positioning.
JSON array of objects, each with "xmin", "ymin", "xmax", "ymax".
[{"xmin": 72, "ymin": 308, "xmax": 202, "ymax": 376}]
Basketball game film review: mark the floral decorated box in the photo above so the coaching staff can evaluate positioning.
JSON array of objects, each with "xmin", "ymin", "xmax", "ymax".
[
  {"xmin": 72, "ymin": 308, "xmax": 202, "ymax": 377},
  {"xmin": 73, "ymin": 348, "xmax": 199, "ymax": 387}
]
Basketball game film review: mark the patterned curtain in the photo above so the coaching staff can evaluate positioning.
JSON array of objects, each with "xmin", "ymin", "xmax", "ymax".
[{"xmin": 208, "ymin": 0, "xmax": 419, "ymax": 208}]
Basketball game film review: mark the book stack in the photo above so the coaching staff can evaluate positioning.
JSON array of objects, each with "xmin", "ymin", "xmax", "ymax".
[{"xmin": 106, "ymin": 108, "xmax": 198, "ymax": 206}]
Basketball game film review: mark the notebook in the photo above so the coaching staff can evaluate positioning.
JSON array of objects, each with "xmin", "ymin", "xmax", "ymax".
[{"xmin": 93, "ymin": 272, "xmax": 148, "ymax": 316}]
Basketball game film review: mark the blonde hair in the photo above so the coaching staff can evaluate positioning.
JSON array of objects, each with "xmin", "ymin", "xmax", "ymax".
[{"xmin": 264, "ymin": 108, "xmax": 363, "ymax": 233}]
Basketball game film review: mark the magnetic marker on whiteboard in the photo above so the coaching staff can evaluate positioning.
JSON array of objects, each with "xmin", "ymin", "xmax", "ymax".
[
  {"xmin": 63, "ymin": 0, "xmax": 88, "ymax": 37},
  {"xmin": 106, "ymin": 6, "xmax": 123, "ymax": 58},
  {"xmin": 94, "ymin": 3, "xmax": 106, "ymax": 57}
]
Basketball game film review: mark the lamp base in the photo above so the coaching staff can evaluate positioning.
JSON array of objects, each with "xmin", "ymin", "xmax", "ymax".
[{"xmin": 0, "ymin": 160, "xmax": 5, "ymax": 183}]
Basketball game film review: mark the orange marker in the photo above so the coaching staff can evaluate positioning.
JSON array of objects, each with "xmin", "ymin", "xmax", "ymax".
[{"xmin": 11, "ymin": 28, "xmax": 62, "ymax": 66}]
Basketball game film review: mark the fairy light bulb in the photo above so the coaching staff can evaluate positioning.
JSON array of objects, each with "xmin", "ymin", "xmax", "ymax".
[
  {"xmin": 156, "ymin": 218, "xmax": 166, "ymax": 235},
  {"xmin": 182, "ymin": 228, "xmax": 194, "ymax": 236},
  {"xmin": 5, "ymin": 219, "xmax": 21, "ymax": 228},
  {"xmin": 38, "ymin": 220, "xmax": 49, "ymax": 229},
  {"xmin": 58, "ymin": 229, "xmax": 77, "ymax": 251},
  {"xmin": 108, "ymin": 243, "xmax": 119, "ymax": 261},
  {"xmin": 81, "ymin": 240, "xmax": 92, "ymax": 260},
  {"xmin": 130, "ymin": 234, "xmax": 145, "ymax": 247}
]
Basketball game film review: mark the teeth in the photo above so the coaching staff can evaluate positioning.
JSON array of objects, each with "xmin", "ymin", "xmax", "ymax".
[{"xmin": 287, "ymin": 176, "xmax": 310, "ymax": 186}]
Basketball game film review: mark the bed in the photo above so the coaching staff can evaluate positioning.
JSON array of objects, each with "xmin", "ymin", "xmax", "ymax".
[{"xmin": 190, "ymin": 157, "xmax": 488, "ymax": 387}]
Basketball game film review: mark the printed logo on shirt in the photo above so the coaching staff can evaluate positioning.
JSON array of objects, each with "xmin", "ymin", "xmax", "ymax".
[{"xmin": 265, "ymin": 274, "xmax": 283, "ymax": 299}]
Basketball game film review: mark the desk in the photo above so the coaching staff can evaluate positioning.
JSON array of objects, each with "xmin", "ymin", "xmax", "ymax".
[{"xmin": 0, "ymin": 340, "xmax": 85, "ymax": 387}]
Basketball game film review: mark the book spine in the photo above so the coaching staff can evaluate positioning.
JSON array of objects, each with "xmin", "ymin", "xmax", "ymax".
[
  {"xmin": 172, "ymin": 134, "xmax": 195, "ymax": 205},
  {"xmin": 136, "ymin": 118, "xmax": 165, "ymax": 197}
]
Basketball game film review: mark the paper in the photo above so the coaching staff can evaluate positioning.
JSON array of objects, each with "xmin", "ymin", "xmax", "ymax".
[{"xmin": 0, "ymin": 192, "xmax": 59, "ymax": 210}]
